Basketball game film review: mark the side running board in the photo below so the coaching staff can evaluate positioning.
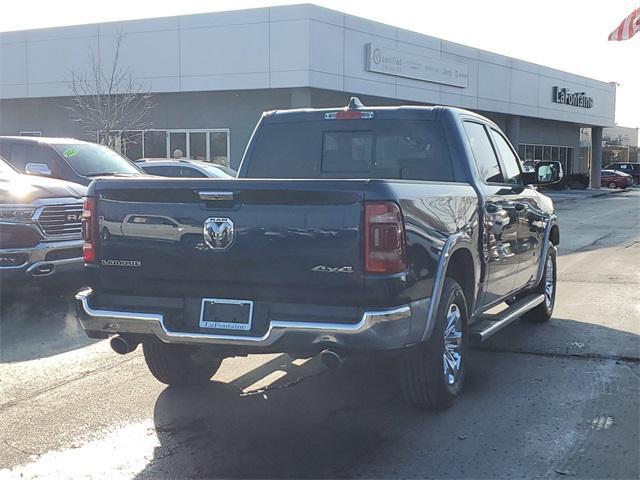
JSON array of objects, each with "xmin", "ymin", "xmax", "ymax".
[{"xmin": 469, "ymin": 294, "xmax": 545, "ymax": 344}]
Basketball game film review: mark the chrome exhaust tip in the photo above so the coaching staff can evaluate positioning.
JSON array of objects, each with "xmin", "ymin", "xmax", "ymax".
[
  {"xmin": 320, "ymin": 349, "xmax": 342, "ymax": 370},
  {"xmin": 110, "ymin": 336, "xmax": 138, "ymax": 355}
]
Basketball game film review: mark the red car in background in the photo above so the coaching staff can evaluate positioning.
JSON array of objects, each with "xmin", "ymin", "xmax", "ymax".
[{"xmin": 601, "ymin": 169, "xmax": 634, "ymax": 189}]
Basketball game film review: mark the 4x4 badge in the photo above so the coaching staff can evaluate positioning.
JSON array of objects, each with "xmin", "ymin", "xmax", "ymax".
[{"xmin": 312, "ymin": 265, "xmax": 354, "ymax": 274}]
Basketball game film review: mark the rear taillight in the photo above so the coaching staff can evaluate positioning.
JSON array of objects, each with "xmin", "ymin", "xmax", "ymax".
[
  {"xmin": 81, "ymin": 198, "xmax": 96, "ymax": 263},
  {"xmin": 365, "ymin": 202, "xmax": 406, "ymax": 274}
]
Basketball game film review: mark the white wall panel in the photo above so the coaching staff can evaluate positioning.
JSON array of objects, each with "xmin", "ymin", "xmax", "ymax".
[
  {"xmin": 270, "ymin": 20, "xmax": 309, "ymax": 72},
  {"xmin": 99, "ymin": 17, "xmax": 179, "ymax": 35},
  {"xmin": 478, "ymin": 62, "xmax": 510, "ymax": 102},
  {"xmin": 270, "ymin": 70, "xmax": 309, "ymax": 88},
  {"xmin": 27, "ymin": 24, "xmax": 98, "ymax": 42},
  {"xmin": 27, "ymin": 37, "xmax": 98, "ymax": 85},
  {"xmin": 179, "ymin": 8, "xmax": 269, "ymax": 29},
  {"xmin": 308, "ymin": 70, "xmax": 343, "ymax": 91},
  {"xmin": 180, "ymin": 72, "xmax": 269, "ymax": 92},
  {"xmin": 0, "ymin": 42, "xmax": 27, "ymax": 85},
  {"xmin": 396, "ymin": 84, "xmax": 440, "ymax": 105},
  {"xmin": 510, "ymin": 69, "xmax": 538, "ymax": 106},
  {"xmin": 309, "ymin": 20, "xmax": 343, "ymax": 76},
  {"xmin": 343, "ymin": 76, "xmax": 396, "ymax": 99},
  {"xmin": 0, "ymin": 84, "xmax": 28, "ymax": 98},
  {"xmin": 99, "ymin": 30, "xmax": 180, "ymax": 80},
  {"xmin": 180, "ymin": 23, "xmax": 269, "ymax": 76}
]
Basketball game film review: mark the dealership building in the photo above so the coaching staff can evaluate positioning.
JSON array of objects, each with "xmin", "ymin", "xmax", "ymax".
[{"xmin": 0, "ymin": 4, "xmax": 616, "ymax": 183}]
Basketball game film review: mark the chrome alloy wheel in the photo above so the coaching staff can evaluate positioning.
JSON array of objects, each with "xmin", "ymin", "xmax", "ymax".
[
  {"xmin": 544, "ymin": 254, "xmax": 555, "ymax": 309},
  {"xmin": 443, "ymin": 303, "xmax": 463, "ymax": 386}
]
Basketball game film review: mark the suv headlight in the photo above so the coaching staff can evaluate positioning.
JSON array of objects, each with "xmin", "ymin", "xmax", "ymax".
[{"xmin": 0, "ymin": 207, "xmax": 35, "ymax": 221}]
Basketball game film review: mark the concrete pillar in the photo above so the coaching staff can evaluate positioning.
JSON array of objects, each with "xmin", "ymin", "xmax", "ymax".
[
  {"xmin": 590, "ymin": 126, "xmax": 603, "ymax": 189},
  {"xmin": 290, "ymin": 88, "xmax": 312, "ymax": 108},
  {"xmin": 505, "ymin": 116, "xmax": 520, "ymax": 149}
]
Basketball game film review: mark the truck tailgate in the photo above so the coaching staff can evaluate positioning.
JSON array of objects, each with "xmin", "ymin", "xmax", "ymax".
[{"xmin": 93, "ymin": 179, "xmax": 367, "ymax": 295}]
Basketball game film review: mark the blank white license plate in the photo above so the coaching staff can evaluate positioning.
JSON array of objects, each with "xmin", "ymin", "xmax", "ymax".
[{"xmin": 199, "ymin": 298, "xmax": 254, "ymax": 331}]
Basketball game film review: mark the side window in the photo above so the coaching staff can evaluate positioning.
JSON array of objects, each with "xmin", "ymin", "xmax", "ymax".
[
  {"xmin": 490, "ymin": 129, "xmax": 522, "ymax": 185},
  {"xmin": 143, "ymin": 166, "xmax": 170, "ymax": 176},
  {"xmin": 40, "ymin": 145, "xmax": 62, "ymax": 176},
  {"xmin": 179, "ymin": 167, "xmax": 206, "ymax": 178},
  {"xmin": 9, "ymin": 143, "xmax": 41, "ymax": 172},
  {"xmin": 463, "ymin": 122, "xmax": 503, "ymax": 183}
]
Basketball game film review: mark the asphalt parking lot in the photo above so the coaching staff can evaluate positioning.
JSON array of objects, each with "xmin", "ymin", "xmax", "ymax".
[{"xmin": 1, "ymin": 190, "xmax": 638, "ymax": 479}]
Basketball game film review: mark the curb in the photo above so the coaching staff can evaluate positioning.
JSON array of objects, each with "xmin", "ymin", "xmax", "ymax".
[{"xmin": 548, "ymin": 188, "xmax": 632, "ymax": 204}]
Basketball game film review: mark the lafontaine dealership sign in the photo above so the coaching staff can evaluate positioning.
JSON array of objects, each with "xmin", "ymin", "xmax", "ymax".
[
  {"xmin": 552, "ymin": 86, "xmax": 594, "ymax": 108},
  {"xmin": 366, "ymin": 44, "xmax": 469, "ymax": 88}
]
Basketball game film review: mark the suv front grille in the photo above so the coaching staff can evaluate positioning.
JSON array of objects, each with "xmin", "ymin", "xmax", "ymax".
[{"xmin": 38, "ymin": 204, "xmax": 83, "ymax": 237}]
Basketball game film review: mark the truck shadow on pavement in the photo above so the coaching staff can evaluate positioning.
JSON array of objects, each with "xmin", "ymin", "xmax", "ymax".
[
  {"xmin": 0, "ymin": 283, "xmax": 94, "ymax": 363},
  {"xmin": 140, "ymin": 355, "xmax": 409, "ymax": 479},
  {"xmin": 134, "ymin": 316, "xmax": 639, "ymax": 480}
]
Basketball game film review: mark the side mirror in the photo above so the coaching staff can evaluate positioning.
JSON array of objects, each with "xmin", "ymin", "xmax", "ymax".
[
  {"xmin": 523, "ymin": 161, "xmax": 563, "ymax": 185},
  {"xmin": 25, "ymin": 163, "xmax": 52, "ymax": 176}
]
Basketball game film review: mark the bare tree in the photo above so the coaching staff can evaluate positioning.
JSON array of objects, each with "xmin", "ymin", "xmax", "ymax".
[{"xmin": 66, "ymin": 32, "xmax": 154, "ymax": 149}]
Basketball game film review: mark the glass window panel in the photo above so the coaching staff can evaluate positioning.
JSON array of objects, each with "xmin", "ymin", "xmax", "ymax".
[
  {"xmin": 525, "ymin": 144, "xmax": 534, "ymax": 161},
  {"xmin": 122, "ymin": 131, "xmax": 143, "ymax": 160},
  {"xmin": 189, "ymin": 132, "xmax": 207, "ymax": 160},
  {"xmin": 169, "ymin": 132, "xmax": 187, "ymax": 159},
  {"xmin": 144, "ymin": 131, "xmax": 167, "ymax": 158},
  {"xmin": 322, "ymin": 131, "xmax": 374, "ymax": 173},
  {"xmin": 518, "ymin": 144, "xmax": 525, "ymax": 159},
  {"xmin": 559, "ymin": 147, "xmax": 567, "ymax": 163},
  {"xmin": 210, "ymin": 131, "xmax": 229, "ymax": 166},
  {"xmin": 490, "ymin": 129, "xmax": 522, "ymax": 185},
  {"xmin": 534, "ymin": 145, "xmax": 542, "ymax": 160},
  {"xmin": 543, "ymin": 146, "xmax": 551, "ymax": 161},
  {"xmin": 463, "ymin": 122, "xmax": 503, "ymax": 184},
  {"xmin": 179, "ymin": 167, "xmax": 206, "ymax": 177},
  {"xmin": 552, "ymin": 146, "xmax": 559, "ymax": 161}
]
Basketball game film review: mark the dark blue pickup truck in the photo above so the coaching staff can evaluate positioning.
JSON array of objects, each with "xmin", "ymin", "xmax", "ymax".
[{"xmin": 76, "ymin": 99, "xmax": 562, "ymax": 409}]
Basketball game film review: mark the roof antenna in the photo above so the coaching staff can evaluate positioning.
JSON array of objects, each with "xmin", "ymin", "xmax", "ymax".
[{"xmin": 347, "ymin": 97, "xmax": 365, "ymax": 110}]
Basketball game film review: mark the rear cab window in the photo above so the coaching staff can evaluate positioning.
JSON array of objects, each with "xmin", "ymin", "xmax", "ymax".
[{"xmin": 245, "ymin": 119, "xmax": 454, "ymax": 182}]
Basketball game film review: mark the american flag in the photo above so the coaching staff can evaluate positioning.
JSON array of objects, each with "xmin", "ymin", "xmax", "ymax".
[{"xmin": 608, "ymin": 6, "xmax": 640, "ymax": 41}]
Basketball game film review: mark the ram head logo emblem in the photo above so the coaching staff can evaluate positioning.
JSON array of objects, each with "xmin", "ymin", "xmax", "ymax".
[{"xmin": 203, "ymin": 217, "xmax": 234, "ymax": 250}]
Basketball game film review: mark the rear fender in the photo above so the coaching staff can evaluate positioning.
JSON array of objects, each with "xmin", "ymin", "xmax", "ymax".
[{"xmin": 420, "ymin": 232, "xmax": 479, "ymax": 342}]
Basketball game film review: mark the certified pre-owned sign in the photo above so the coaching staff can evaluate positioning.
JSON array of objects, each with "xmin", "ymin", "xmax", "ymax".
[
  {"xmin": 552, "ymin": 86, "xmax": 594, "ymax": 109},
  {"xmin": 366, "ymin": 43, "xmax": 469, "ymax": 88}
]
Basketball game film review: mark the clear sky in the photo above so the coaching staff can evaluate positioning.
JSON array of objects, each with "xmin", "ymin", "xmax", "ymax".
[{"xmin": 1, "ymin": 0, "xmax": 638, "ymax": 127}]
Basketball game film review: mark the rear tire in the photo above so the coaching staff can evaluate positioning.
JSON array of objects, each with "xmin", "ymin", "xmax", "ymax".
[
  {"xmin": 400, "ymin": 278, "xmax": 467, "ymax": 410},
  {"xmin": 521, "ymin": 246, "xmax": 556, "ymax": 323},
  {"xmin": 608, "ymin": 182, "xmax": 617, "ymax": 189},
  {"xmin": 142, "ymin": 342, "xmax": 222, "ymax": 387}
]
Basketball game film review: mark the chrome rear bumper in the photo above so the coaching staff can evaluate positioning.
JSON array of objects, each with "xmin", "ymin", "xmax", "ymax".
[{"xmin": 75, "ymin": 288, "xmax": 431, "ymax": 351}]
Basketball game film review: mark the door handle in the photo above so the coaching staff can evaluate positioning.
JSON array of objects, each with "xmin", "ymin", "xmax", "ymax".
[{"xmin": 515, "ymin": 203, "xmax": 527, "ymax": 212}]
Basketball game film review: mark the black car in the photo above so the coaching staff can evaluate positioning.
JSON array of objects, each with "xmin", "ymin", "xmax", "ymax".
[
  {"xmin": 605, "ymin": 162, "xmax": 639, "ymax": 185},
  {"xmin": 77, "ymin": 99, "xmax": 563, "ymax": 410},
  {"xmin": 0, "ymin": 137, "xmax": 145, "ymax": 186}
]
